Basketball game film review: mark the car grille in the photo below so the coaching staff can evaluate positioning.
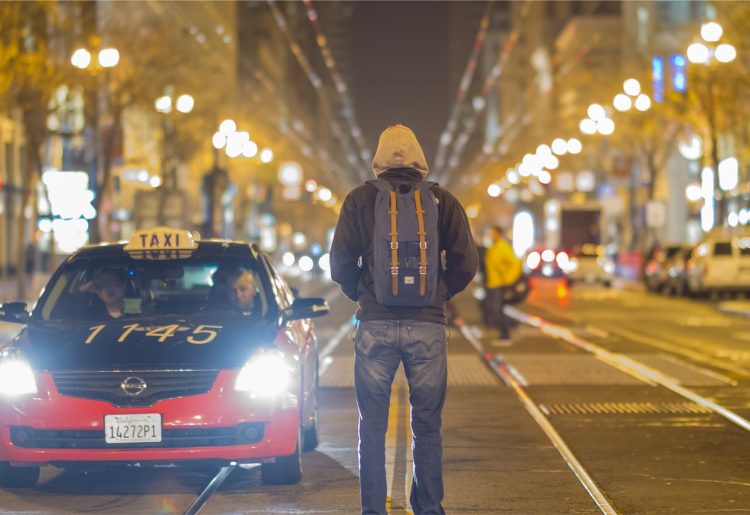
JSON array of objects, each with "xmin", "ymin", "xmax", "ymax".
[
  {"xmin": 51, "ymin": 370, "xmax": 220, "ymax": 407},
  {"xmin": 10, "ymin": 424, "xmax": 265, "ymax": 449}
]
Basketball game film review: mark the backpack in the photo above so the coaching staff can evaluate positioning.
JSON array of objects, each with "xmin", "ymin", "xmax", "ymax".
[{"xmin": 367, "ymin": 179, "xmax": 440, "ymax": 307}]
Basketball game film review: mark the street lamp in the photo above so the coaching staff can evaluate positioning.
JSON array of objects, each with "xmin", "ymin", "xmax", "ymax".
[
  {"xmin": 69, "ymin": 45, "xmax": 120, "ymax": 243},
  {"xmin": 613, "ymin": 79, "xmax": 651, "ymax": 113},
  {"xmin": 71, "ymin": 47, "xmax": 120, "ymax": 70},
  {"xmin": 686, "ymin": 21, "xmax": 737, "ymax": 226},
  {"xmin": 154, "ymin": 88, "xmax": 195, "ymax": 189}
]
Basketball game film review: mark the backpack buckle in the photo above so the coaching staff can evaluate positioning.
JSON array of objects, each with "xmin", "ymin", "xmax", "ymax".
[
  {"xmin": 390, "ymin": 242, "xmax": 399, "ymax": 250},
  {"xmin": 390, "ymin": 266, "xmax": 399, "ymax": 275},
  {"xmin": 419, "ymin": 267, "xmax": 427, "ymax": 275},
  {"xmin": 419, "ymin": 241, "xmax": 427, "ymax": 250}
]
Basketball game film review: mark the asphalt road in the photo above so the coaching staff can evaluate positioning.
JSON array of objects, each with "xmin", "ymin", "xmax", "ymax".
[{"xmin": 0, "ymin": 275, "xmax": 749, "ymax": 514}]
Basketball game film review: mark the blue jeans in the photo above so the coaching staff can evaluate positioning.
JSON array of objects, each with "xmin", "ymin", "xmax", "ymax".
[{"xmin": 354, "ymin": 319, "xmax": 448, "ymax": 515}]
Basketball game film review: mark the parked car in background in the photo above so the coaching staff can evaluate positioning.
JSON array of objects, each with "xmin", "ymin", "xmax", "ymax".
[
  {"xmin": 567, "ymin": 244, "xmax": 614, "ymax": 286},
  {"xmin": 686, "ymin": 236, "xmax": 750, "ymax": 296},
  {"xmin": 644, "ymin": 244, "xmax": 688, "ymax": 292},
  {"xmin": 662, "ymin": 245, "xmax": 694, "ymax": 296}
]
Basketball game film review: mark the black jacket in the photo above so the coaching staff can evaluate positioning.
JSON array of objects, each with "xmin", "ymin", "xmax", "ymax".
[{"xmin": 330, "ymin": 169, "xmax": 478, "ymax": 324}]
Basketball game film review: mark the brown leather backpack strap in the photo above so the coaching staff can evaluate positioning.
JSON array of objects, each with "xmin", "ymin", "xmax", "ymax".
[
  {"xmin": 389, "ymin": 191, "xmax": 399, "ymax": 296},
  {"xmin": 414, "ymin": 190, "xmax": 427, "ymax": 296}
]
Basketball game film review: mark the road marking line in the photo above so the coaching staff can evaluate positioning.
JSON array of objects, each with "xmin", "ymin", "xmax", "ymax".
[
  {"xmin": 658, "ymin": 353, "xmax": 737, "ymax": 386},
  {"xmin": 584, "ymin": 324, "xmax": 610, "ymax": 339},
  {"xmin": 607, "ymin": 325, "xmax": 748, "ymax": 378},
  {"xmin": 504, "ymin": 306, "xmax": 750, "ymax": 434},
  {"xmin": 386, "ymin": 384, "xmax": 399, "ymax": 512},
  {"xmin": 459, "ymin": 325, "xmax": 618, "ymax": 515},
  {"xmin": 402, "ymin": 384, "xmax": 414, "ymax": 515}
]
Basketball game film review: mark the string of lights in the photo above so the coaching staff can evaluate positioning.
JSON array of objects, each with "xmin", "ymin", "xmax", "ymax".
[
  {"xmin": 436, "ymin": 30, "xmax": 519, "ymax": 184},
  {"xmin": 302, "ymin": 0, "xmax": 372, "ymax": 178},
  {"xmin": 155, "ymin": 1, "xmax": 356, "ymax": 191},
  {"xmin": 266, "ymin": 0, "xmax": 366, "ymax": 185},
  {"xmin": 460, "ymin": 39, "xmax": 598, "ymax": 195},
  {"xmin": 433, "ymin": 0, "xmax": 494, "ymax": 174}
]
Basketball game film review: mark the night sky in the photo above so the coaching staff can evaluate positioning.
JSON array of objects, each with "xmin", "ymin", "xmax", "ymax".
[{"xmin": 350, "ymin": 2, "xmax": 474, "ymax": 165}]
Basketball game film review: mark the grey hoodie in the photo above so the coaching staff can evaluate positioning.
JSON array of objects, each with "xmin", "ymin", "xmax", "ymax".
[{"xmin": 371, "ymin": 124, "xmax": 429, "ymax": 178}]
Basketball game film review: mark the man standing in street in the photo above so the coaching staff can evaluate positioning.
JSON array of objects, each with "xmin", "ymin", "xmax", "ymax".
[
  {"xmin": 485, "ymin": 226, "xmax": 522, "ymax": 342},
  {"xmin": 331, "ymin": 124, "xmax": 478, "ymax": 515}
]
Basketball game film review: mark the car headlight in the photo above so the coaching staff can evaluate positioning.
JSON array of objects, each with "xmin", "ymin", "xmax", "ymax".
[
  {"xmin": 235, "ymin": 349, "xmax": 293, "ymax": 398},
  {"xmin": 0, "ymin": 358, "xmax": 37, "ymax": 397}
]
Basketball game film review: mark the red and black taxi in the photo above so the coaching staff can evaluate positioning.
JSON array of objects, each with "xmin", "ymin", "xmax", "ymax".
[{"xmin": 0, "ymin": 227, "xmax": 328, "ymax": 487}]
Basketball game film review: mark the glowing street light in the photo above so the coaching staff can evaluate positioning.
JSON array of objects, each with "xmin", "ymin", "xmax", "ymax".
[
  {"xmin": 687, "ymin": 42, "xmax": 711, "ymax": 64},
  {"xmin": 701, "ymin": 21, "xmax": 723, "ymax": 43},
  {"xmin": 487, "ymin": 183, "xmax": 502, "ymax": 198},
  {"xmin": 634, "ymin": 94, "xmax": 651, "ymax": 112},
  {"xmin": 551, "ymin": 138, "xmax": 568, "ymax": 155},
  {"xmin": 219, "ymin": 119, "xmax": 237, "ymax": 135},
  {"xmin": 98, "ymin": 48, "xmax": 120, "ymax": 68},
  {"xmin": 260, "ymin": 148, "xmax": 274, "ymax": 164},
  {"xmin": 241, "ymin": 141, "xmax": 258, "ymax": 158},
  {"xmin": 211, "ymin": 132, "xmax": 226, "ymax": 149},
  {"xmin": 154, "ymin": 95, "xmax": 172, "ymax": 113},
  {"xmin": 304, "ymin": 179, "xmax": 318, "ymax": 192},
  {"xmin": 623, "ymin": 78, "xmax": 641, "ymax": 96},
  {"xmin": 566, "ymin": 138, "xmax": 582, "ymax": 154},
  {"xmin": 71, "ymin": 48, "xmax": 92, "ymax": 69},
  {"xmin": 579, "ymin": 118, "xmax": 597, "ymax": 135},
  {"xmin": 587, "ymin": 103, "xmax": 606, "ymax": 122},
  {"xmin": 715, "ymin": 43, "xmax": 737, "ymax": 63},
  {"xmin": 175, "ymin": 94, "xmax": 195, "ymax": 114},
  {"xmin": 613, "ymin": 93, "xmax": 632, "ymax": 112},
  {"xmin": 596, "ymin": 118, "xmax": 615, "ymax": 136}
]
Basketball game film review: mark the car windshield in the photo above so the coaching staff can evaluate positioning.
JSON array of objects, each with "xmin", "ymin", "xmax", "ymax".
[{"xmin": 36, "ymin": 254, "xmax": 270, "ymax": 322}]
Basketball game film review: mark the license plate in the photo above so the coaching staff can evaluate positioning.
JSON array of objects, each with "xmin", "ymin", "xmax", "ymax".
[{"xmin": 104, "ymin": 414, "xmax": 162, "ymax": 444}]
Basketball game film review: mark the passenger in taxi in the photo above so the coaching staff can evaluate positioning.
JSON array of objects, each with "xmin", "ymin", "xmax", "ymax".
[
  {"xmin": 80, "ymin": 269, "xmax": 128, "ymax": 319},
  {"xmin": 211, "ymin": 267, "xmax": 258, "ymax": 316}
]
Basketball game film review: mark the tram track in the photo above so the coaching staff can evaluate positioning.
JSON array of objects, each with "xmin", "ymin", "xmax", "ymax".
[
  {"xmin": 459, "ymin": 303, "xmax": 750, "ymax": 515},
  {"xmin": 457, "ymin": 322, "xmax": 618, "ymax": 515}
]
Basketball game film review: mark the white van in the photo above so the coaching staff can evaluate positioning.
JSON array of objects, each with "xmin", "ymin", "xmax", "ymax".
[{"xmin": 686, "ymin": 236, "xmax": 750, "ymax": 295}]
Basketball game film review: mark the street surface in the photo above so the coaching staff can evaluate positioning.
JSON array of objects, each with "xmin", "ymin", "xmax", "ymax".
[{"xmin": 0, "ymin": 276, "xmax": 749, "ymax": 513}]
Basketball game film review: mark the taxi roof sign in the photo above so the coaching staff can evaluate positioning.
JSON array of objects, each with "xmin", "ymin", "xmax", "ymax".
[{"xmin": 124, "ymin": 227, "xmax": 199, "ymax": 252}]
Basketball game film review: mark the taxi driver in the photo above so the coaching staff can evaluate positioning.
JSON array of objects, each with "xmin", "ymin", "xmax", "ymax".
[
  {"xmin": 81, "ymin": 270, "xmax": 127, "ymax": 319},
  {"xmin": 225, "ymin": 269, "xmax": 257, "ymax": 315}
]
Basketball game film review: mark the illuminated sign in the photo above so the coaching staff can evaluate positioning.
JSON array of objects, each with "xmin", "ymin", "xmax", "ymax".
[
  {"xmin": 652, "ymin": 56, "xmax": 664, "ymax": 102},
  {"xmin": 670, "ymin": 54, "xmax": 686, "ymax": 93}
]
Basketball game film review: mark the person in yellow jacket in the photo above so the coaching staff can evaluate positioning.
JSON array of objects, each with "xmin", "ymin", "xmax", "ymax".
[{"xmin": 485, "ymin": 226, "xmax": 522, "ymax": 340}]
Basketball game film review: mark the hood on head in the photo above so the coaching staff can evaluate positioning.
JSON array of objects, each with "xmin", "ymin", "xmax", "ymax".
[{"xmin": 371, "ymin": 124, "xmax": 429, "ymax": 178}]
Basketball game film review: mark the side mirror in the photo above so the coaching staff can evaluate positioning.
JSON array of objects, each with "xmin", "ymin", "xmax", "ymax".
[
  {"xmin": 282, "ymin": 297, "xmax": 329, "ymax": 323},
  {"xmin": 0, "ymin": 302, "xmax": 29, "ymax": 324}
]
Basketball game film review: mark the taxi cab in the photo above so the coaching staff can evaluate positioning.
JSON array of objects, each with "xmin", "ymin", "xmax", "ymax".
[{"xmin": 0, "ymin": 227, "xmax": 329, "ymax": 487}]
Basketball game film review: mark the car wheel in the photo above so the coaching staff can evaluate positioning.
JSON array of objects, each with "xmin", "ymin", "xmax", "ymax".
[
  {"xmin": 0, "ymin": 462, "xmax": 39, "ymax": 488},
  {"xmin": 302, "ymin": 388, "xmax": 319, "ymax": 452},
  {"xmin": 261, "ymin": 429, "xmax": 302, "ymax": 485}
]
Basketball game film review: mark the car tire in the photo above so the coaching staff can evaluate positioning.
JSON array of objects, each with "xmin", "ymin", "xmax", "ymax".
[
  {"xmin": 302, "ymin": 389, "xmax": 319, "ymax": 452},
  {"xmin": 261, "ymin": 430, "xmax": 302, "ymax": 485},
  {"xmin": 0, "ymin": 462, "xmax": 39, "ymax": 488}
]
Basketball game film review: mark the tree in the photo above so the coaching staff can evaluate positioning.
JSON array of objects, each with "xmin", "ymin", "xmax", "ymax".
[{"xmin": 0, "ymin": 2, "xmax": 65, "ymax": 299}]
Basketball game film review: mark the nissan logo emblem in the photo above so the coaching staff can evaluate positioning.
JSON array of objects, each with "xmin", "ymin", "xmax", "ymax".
[{"xmin": 121, "ymin": 376, "xmax": 148, "ymax": 397}]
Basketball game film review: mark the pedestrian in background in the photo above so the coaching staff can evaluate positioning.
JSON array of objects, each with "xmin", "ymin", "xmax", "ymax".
[
  {"xmin": 330, "ymin": 124, "xmax": 478, "ymax": 515},
  {"xmin": 485, "ymin": 225, "xmax": 522, "ymax": 342}
]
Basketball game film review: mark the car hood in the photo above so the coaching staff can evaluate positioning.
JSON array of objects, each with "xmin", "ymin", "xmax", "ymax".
[{"xmin": 14, "ymin": 315, "xmax": 281, "ymax": 371}]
